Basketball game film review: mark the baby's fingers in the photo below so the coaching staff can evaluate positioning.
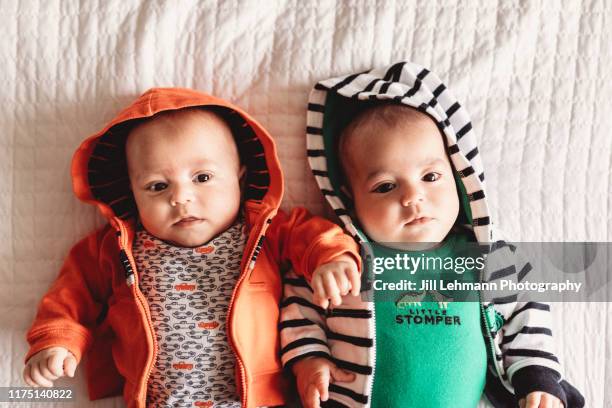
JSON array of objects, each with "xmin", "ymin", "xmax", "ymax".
[
  {"xmin": 332, "ymin": 270, "xmax": 351, "ymax": 296},
  {"xmin": 302, "ymin": 384, "xmax": 320, "ymax": 408},
  {"xmin": 539, "ymin": 393, "xmax": 561, "ymax": 408},
  {"xmin": 22, "ymin": 365, "xmax": 38, "ymax": 388},
  {"xmin": 314, "ymin": 369, "xmax": 330, "ymax": 402},
  {"xmin": 312, "ymin": 291, "xmax": 330, "ymax": 310},
  {"xmin": 48, "ymin": 351, "xmax": 67, "ymax": 378},
  {"xmin": 64, "ymin": 353, "xmax": 77, "ymax": 377},
  {"xmin": 303, "ymin": 383, "xmax": 321, "ymax": 408},
  {"xmin": 30, "ymin": 363, "xmax": 54, "ymax": 387},
  {"xmin": 38, "ymin": 364, "xmax": 59, "ymax": 382},
  {"xmin": 524, "ymin": 392, "xmax": 542, "ymax": 408},
  {"xmin": 316, "ymin": 296, "xmax": 330, "ymax": 310},
  {"xmin": 322, "ymin": 274, "xmax": 342, "ymax": 306},
  {"xmin": 330, "ymin": 366, "xmax": 355, "ymax": 383},
  {"xmin": 311, "ymin": 277, "xmax": 330, "ymax": 309},
  {"xmin": 345, "ymin": 265, "xmax": 361, "ymax": 296}
]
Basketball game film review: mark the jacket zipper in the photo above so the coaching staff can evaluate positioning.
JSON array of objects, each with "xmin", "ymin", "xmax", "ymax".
[
  {"xmin": 367, "ymin": 298, "xmax": 376, "ymax": 408},
  {"xmin": 118, "ymin": 211, "xmax": 272, "ymax": 407},
  {"xmin": 116, "ymin": 221, "xmax": 159, "ymax": 408},
  {"xmin": 226, "ymin": 209, "xmax": 274, "ymax": 408},
  {"xmin": 478, "ymin": 256, "xmax": 505, "ymax": 387}
]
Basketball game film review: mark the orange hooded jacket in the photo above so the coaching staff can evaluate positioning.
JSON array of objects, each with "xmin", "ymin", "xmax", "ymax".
[{"xmin": 25, "ymin": 88, "xmax": 360, "ymax": 407}]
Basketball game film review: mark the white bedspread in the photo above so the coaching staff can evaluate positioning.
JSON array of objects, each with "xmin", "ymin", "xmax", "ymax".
[{"xmin": 1, "ymin": 1, "xmax": 610, "ymax": 406}]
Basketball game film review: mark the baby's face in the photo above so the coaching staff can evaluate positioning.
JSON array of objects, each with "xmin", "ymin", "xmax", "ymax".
[
  {"xmin": 343, "ymin": 115, "xmax": 459, "ymax": 246},
  {"xmin": 126, "ymin": 110, "xmax": 243, "ymax": 247}
]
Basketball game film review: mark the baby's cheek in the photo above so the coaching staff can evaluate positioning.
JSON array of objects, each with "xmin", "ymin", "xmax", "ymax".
[
  {"xmin": 357, "ymin": 214, "xmax": 377, "ymax": 236},
  {"xmin": 139, "ymin": 205, "xmax": 168, "ymax": 234}
]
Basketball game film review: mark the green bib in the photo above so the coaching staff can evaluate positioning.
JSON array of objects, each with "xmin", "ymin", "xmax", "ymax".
[{"xmin": 370, "ymin": 233, "xmax": 487, "ymax": 408}]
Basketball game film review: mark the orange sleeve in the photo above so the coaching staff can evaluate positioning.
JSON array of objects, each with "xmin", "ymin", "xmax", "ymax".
[
  {"xmin": 265, "ymin": 207, "xmax": 361, "ymax": 282},
  {"xmin": 24, "ymin": 227, "xmax": 112, "ymax": 364}
]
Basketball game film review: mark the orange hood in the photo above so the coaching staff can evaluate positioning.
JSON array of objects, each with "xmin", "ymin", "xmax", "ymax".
[{"xmin": 71, "ymin": 88, "xmax": 284, "ymax": 222}]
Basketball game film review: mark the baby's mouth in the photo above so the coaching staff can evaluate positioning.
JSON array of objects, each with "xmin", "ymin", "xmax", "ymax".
[
  {"xmin": 404, "ymin": 216, "xmax": 433, "ymax": 226},
  {"xmin": 174, "ymin": 216, "xmax": 203, "ymax": 226}
]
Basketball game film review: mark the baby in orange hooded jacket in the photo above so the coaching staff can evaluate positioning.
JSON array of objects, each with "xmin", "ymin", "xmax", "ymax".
[{"xmin": 23, "ymin": 88, "xmax": 360, "ymax": 408}]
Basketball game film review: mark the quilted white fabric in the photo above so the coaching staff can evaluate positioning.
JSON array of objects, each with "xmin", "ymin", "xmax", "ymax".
[{"xmin": 1, "ymin": 1, "xmax": 610, "ymax": 407}]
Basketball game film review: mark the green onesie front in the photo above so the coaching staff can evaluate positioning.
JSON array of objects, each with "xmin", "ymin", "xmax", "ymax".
[{"xmin": 370, "ymin": 233, "xmax": 487, "ymax": 408}]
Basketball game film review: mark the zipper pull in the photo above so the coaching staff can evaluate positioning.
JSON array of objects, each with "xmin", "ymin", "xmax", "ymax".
[
  {"xmin": 248, "ymin": 217, "xmax": 273, "ymax": 269},
  {"xmin": 484, "ymin": 304, "xmax": 504, "ymax": 334},
  {"xmin": 119, "ymin": 249, "xmax": 136, "ymax": 286}
]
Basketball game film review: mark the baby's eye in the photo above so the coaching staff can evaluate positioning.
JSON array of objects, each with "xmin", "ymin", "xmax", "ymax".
[
  {"xmin": 148, "ymin": 182, "xmax": 168, "ymax": 192},
  {"xmin": 194, "ymin": 173, "xmax": 210, "ymax": 183},
  {"xmin": 372, "ymin": 182, "xmax": 396, "ymax": 193},
  {"xmin": 422, "ymin": 172, "xmax": 441, "ymax": 182}
]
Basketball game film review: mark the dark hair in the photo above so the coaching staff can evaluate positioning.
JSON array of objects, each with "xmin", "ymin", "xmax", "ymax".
[{"xmin": 337, "ymin": 103, "xmax": 436, "ymax": 193}]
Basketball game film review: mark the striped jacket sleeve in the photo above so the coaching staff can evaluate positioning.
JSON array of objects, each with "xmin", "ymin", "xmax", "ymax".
[
  {"xmin": 487, "ymin": 242, "xmax": 566, "ymax": 403},
  {"xmin": 279, "ymin": 268, "xmax": 331, "ymax": 369},
  {"xmin": 280, "ymin": 269, "xmax": 374, "ymax": 408},
  {"xmin": 500, "ymin": 299, "xmax": 566, "ymax": 403}
]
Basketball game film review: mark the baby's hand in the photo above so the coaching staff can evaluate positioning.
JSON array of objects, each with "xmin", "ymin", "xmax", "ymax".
[
  {"xmin": 23, "ymin": 347, "xmax": 77, "ymax": 387},
  {"xmin": 311, "ymin": 254, "xmax": 360, "ymax": 309},
  {"xmin": 292, "ymin": 356, "xmax": 355, "ymax": 408},
  {"xmin": 519, "ymin": 391, "xmax": 564, "ymax": 408}
]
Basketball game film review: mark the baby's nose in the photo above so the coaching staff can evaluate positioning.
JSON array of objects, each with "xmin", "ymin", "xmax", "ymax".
[
  {"xmin": 170, "ymin": 185, "xmax": 194, "ymax": 207},
  {"xmin": 400, "ymin": 185, "xmax": 424, "ymax": 206}
]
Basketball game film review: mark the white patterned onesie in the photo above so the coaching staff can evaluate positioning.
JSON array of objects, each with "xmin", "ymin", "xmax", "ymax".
[{"xmin": 133, "ymin": 218, "xmax": 246, "ymax": 408}]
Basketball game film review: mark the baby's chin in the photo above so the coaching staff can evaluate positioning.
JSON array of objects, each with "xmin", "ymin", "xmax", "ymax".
[
  {"xmin": 369, "ymin": 230, "xmax": 451, "ymax": 250},
  {"xmin": 168, "ymin": 237, "xmax": 212, "ymax": 248},
  {"xmin": 376, "ymin": 241, "xmax": 442, "ymax": 251},
  {"xmin": 158, "ymin": 229, "xmax": 218, "ymax": 248}
]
